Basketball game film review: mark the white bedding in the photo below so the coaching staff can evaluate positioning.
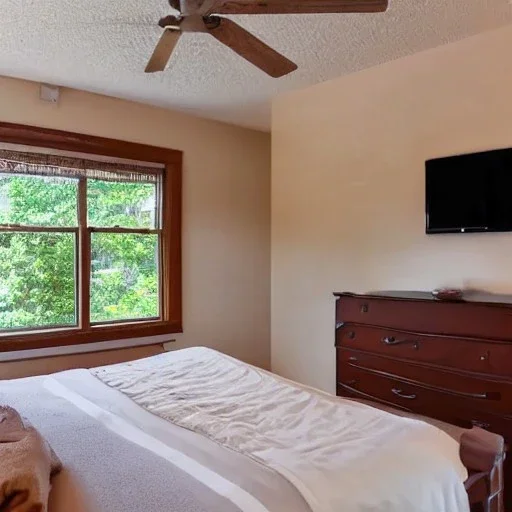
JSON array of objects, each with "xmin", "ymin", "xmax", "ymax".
[
  {"xmin": 2, "ymin": 369, "xmax": 307, "ymax": 512},
  {"xmin": 92, "ymin": 347, "xmax": 470, "ymax": 512}
]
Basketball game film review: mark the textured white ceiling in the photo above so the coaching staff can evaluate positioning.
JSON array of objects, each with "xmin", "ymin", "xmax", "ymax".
[{"xmin": 1, "ymin": 0, "xmax": 512, "ymax": 130}]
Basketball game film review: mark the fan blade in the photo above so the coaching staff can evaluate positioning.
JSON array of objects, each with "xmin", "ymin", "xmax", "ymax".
[
  {"xmin": 208, "ymin": 0, "xmax": 387, "ymax": 15},
  {"xmin": 206, "ymin": 18, "xmax": 297, "ymax": 78},
  {"xmin": 145, "ymin": 27, "xmax": 181, "ymax": 73}
]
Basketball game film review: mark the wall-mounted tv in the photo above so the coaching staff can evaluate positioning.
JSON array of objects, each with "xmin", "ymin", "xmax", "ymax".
[{"xmin": 426, "ymin": 147, "xmax": 512, "ymax": 234}]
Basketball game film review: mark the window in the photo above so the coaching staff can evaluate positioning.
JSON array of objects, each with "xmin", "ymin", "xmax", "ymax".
[{"xmin": 0, "ymin": 123, "xmax": 182, "ymax": 352}]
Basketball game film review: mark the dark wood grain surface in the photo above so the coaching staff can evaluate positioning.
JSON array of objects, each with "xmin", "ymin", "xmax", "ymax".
[
  {"xmin": 336, "ymin": 292, "xmax": 512, "ymax": 340},
  {"xmin": 337, "ymin": 324, "xmax": 512, "ymax": 377},
  {"xmin": 207, "ymin": 17, "xmax": 297, "ymax": 78},
  {"xmin": 335, "ymin": 292, "xmax": 510, "ymax": 512},
  {"xmin": 209, "ymin": 0, "xmax": 388, "ymax": 15}
]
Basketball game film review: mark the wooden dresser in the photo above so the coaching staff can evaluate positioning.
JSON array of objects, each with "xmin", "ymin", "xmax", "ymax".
[{"xmin": 335, "ymin": 291, "xmax": 512, "ymax": 510}]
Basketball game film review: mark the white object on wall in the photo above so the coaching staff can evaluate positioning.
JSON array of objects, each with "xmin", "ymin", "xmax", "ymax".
[{"xmin": 40, "ymin": 83, "xmax": 60, "ymax": 103}]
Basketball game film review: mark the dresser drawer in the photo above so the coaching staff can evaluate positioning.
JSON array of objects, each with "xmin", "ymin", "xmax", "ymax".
[
  {"xmin": 338, "ymin": 365, "xmax": 512, "ymax": 427},
  {"xmin": 336, "ymin": 324, "xmax": 512, "ymax": 378},
  {"xmin": 337, "ymin": 349, "xmax": 512, "ymax": 415},
  {"xmin": 338, "ymin": 379, "xmax": 512, "ymax": 443},
  {"xmin": 337, "ymin": 294, "xmax": 512, "ymax": 340}
]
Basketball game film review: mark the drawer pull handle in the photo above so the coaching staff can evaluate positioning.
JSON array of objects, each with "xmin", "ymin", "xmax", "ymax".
[
  {"xmin": 337, "ymin": 382, "xmax": 411, "ymax": 412},
  {"xmin": 347, "ymin": 361, "xmax": 495, "ymax": 400},
  {"xmin": 382, "ymin": 336, "xmax": 420, "ymax": 350},
  {"xmin": 471, "ymin": 420, "xmax": 491, "ymax": 430},
  {"xmin": 479, "ymin": 351, "xmax": 490, "ymax": 362},
  {"xmin": 391, "ymin": 388, "xmax": 417, "ymax": 400}
]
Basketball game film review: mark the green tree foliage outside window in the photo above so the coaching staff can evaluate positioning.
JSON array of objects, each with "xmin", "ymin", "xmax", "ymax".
[{"xmin": 0, "ymin": 175, "xmax": 159, "ymax": 331}]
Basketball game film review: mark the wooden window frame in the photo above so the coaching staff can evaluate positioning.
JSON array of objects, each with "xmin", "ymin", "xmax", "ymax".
[{"xmin": 0, "ymin": 122, "xmax": 182, "ymax": 352}]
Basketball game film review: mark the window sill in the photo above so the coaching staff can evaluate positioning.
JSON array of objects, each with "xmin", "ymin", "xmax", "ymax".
[
  {"xmin": 0, "ymin": 320, "xmax": 182, "ymax": 353},
  {"xmin": 0, "ymin": 334, "xmax": 176, "ymax": 363}
]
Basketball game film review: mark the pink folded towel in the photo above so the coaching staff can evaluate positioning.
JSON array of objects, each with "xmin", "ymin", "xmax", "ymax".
[{"xmin": 0, "ymin": 406, "xmax": 62, "ymax": 512}]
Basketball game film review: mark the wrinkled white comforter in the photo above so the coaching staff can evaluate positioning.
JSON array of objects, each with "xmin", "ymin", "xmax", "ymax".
[{"xmin": 92, "ymin": 347, "xmax": 469, "ymax": 512}]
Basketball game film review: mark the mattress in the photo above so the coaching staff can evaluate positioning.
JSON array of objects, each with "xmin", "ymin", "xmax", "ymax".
[{"xmin": 0, "ymin": 347, "xmax": 470, "ymax": 512}]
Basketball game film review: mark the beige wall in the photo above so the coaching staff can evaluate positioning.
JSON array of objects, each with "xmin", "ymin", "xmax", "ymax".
[
  {"xmin": 271, "ymin": 24, "xmax": 512, "ymax": 392},
  {"xmin": 0, "ymin": 76, "xmax": 271, "ymax": 376}
]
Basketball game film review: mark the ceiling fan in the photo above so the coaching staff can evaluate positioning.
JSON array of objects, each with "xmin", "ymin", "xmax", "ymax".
[{"xmin": 145, "ymin": 0, "xmax": 388, "ymax": 78}]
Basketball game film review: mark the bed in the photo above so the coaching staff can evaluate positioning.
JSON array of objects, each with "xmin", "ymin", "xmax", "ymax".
[{"xmin": 0, "ymin": 346, "xmax": 504, "ymax": 512}]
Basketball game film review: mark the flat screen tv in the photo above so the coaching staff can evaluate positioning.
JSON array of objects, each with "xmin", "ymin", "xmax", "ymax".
[{"xmin": 426, "ymin": 147, "xmax": 512, "ymax": 234}]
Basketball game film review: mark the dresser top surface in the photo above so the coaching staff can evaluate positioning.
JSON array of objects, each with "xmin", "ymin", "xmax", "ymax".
[{"xmin": 334, "ymin": 290, "xmax": 512, "ymax": 306}]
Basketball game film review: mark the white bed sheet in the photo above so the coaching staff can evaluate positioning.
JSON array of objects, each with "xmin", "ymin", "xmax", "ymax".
[
  {"xmin": 46, "ymin": 369, "xmax": 310, "ymax": 512},
  {"xmin": 92, "ymin": 347, "xmax": 470, "ymax": 512}
]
